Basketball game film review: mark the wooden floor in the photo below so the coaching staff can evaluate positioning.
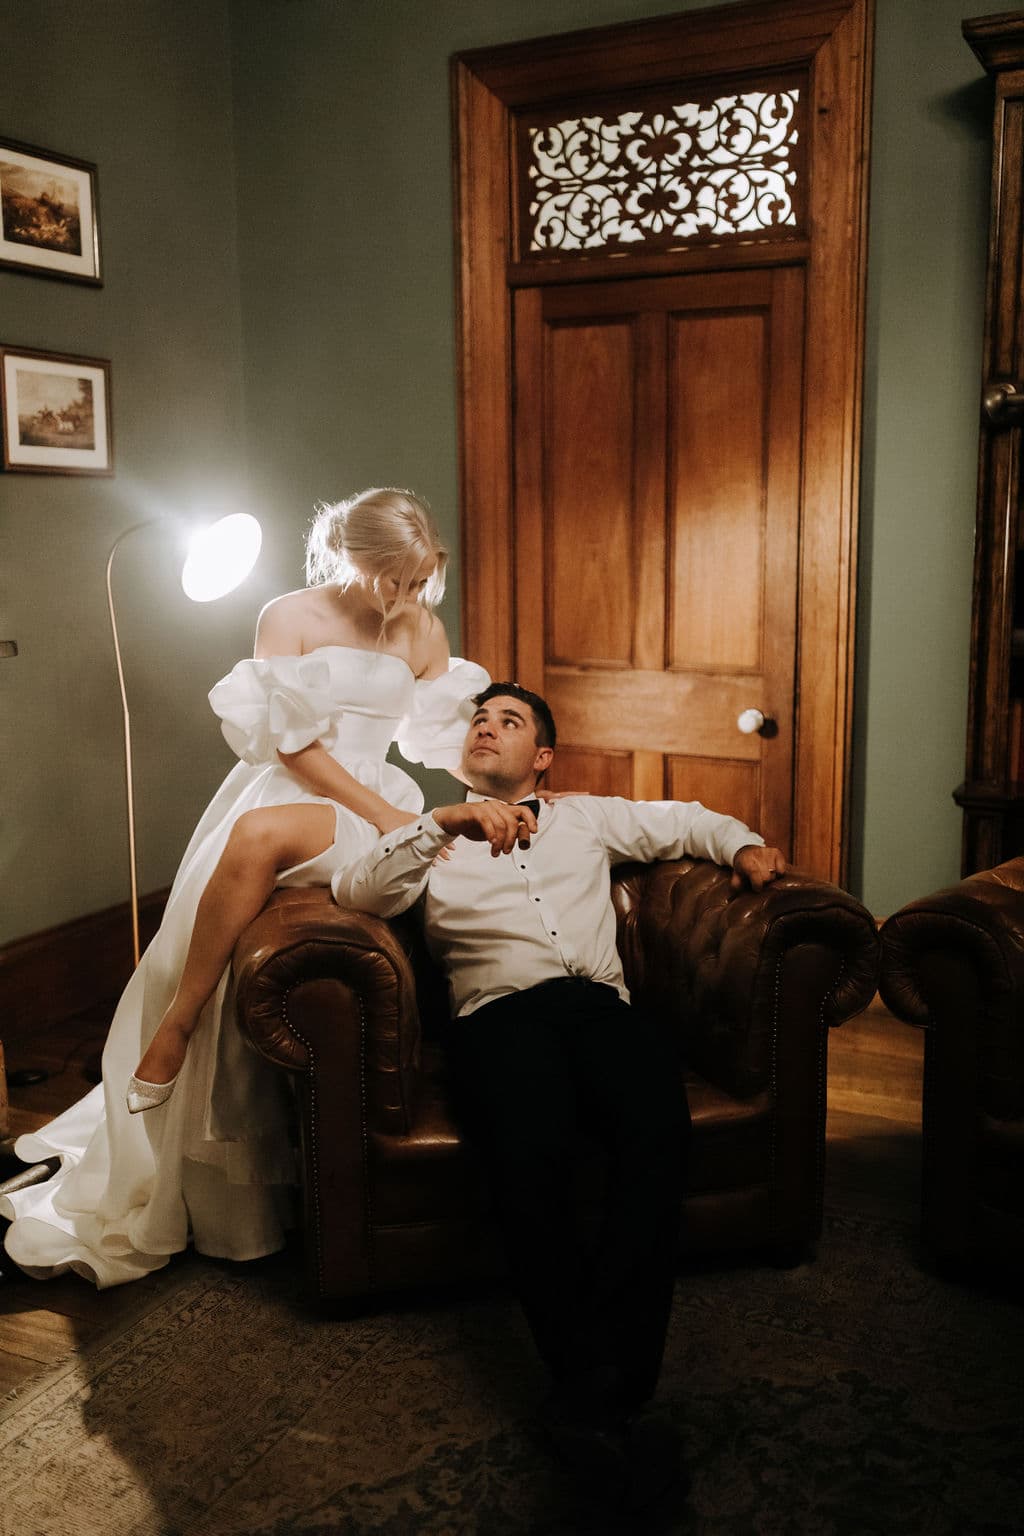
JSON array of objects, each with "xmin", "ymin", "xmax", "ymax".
[
  {"xmin": 0, "ymin": 994, "xmax": 924, "ymax": 1399},
  {"xmin": 0, "ymin": 999, "xmax": 165, "ymax": 1397}
]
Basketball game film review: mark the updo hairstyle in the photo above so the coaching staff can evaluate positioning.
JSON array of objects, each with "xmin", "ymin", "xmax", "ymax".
[{"xmin": 305, "ymin": 488, "xmax": 447, "ymax": 626}]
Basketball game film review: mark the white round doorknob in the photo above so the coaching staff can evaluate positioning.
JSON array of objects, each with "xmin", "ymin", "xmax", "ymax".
[{"xmin": 737, "ymin": 708, "xmax": 766, "ymax": 735}]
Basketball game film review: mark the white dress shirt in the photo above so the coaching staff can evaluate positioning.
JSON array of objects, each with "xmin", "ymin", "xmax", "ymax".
[{"xmin": 332, "ymin": 795, "xmax": 764, "ymax": 1019}]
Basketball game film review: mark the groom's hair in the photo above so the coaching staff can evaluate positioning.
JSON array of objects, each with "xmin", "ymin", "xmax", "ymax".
[{"xmin": 472, "ymin": 682, "xmax": 557, "ymax": 750}]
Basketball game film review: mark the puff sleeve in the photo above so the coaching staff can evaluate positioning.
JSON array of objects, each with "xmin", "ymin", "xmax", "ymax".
[
  {"xmin": 396, "ymin": 657, "xmax": 490, "ymax": 770},
  {"xmin": 209, "ymin": 654, "xmax": 336, "ymax": 765}
]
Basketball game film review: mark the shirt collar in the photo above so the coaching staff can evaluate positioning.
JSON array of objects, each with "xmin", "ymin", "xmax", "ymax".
[{"xmin": 466, "ymin": 791, "xmax": 544, "ymax": 812}]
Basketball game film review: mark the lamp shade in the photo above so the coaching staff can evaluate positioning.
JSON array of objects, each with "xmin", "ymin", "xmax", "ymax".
[{"xmin": 181, "ymin": 513, "xmax": 262, "ymax": 602}]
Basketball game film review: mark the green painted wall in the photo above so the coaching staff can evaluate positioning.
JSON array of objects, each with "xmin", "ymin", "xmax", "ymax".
[
  {"xmin": 0, "ymin": 0, "xmax": 996, "ymax": 947},
  {"xmin": 851, "ymin": 0, "xmax": 990, "ymax": 912},
  {"xmin": 0, "ymin": 0, "xmax": 264, "ymax": 944}
]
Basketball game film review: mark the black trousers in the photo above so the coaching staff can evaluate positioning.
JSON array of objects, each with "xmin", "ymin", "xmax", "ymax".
[{"xmin": 443, "ymin": 977, "xmax": 690, "ymax": 1416}]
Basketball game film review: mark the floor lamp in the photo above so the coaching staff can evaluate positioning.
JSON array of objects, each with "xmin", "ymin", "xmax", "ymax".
[{"xmin": 107, "ymin": 513, "xmax": 262, "ymax": 968}]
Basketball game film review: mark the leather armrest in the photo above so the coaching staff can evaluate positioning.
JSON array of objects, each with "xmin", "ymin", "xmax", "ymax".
[
  {"xmin": 232, "ymin": 885, "xmax": 422, "ymax": 1136},
  {"xmin": 879, "ymin": 857, "xmax": 1024, "ymax": 1025},
  {"xmin": 613, "ymin": 858, "xmax": 879, "ymax": 1096},
  {"xmin": 879, "ymin": 858, "xmax": 1024, "ymax": 1121}
]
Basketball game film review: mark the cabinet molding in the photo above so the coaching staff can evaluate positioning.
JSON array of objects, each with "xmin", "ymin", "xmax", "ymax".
[{"xmin": 955, "ymin": 14, "xmax": 1024, "ymax": 872}]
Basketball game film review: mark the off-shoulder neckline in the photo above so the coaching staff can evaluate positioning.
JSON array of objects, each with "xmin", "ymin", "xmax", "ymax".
[{"xmin": 260, "ymin": 643, "xmax": 430, "ymax": 681}]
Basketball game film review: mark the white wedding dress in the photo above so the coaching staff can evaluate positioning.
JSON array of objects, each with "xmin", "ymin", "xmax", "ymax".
[{"xmin": 1, "ymin": 646, "xmax": 488, "ymax": 1287}]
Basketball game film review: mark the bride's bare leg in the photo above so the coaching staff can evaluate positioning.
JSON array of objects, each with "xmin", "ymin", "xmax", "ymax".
[{"xmin": 133, "ymin": 804, "xmax": 337, "ymax": 1085}]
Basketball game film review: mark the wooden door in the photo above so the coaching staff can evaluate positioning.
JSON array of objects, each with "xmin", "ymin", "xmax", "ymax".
[
  {"xmin": 453, "ymin": 0, "xmax": 873, "ymax": 879},
  {"xmin": 514, "ymin": 268, "xmax": 801, "ymax": 845}
]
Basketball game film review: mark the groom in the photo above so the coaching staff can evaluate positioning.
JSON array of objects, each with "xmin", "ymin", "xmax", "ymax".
[{"xmin": 333, "ymin": 682, "xmax": 786, "ymax": 1508}]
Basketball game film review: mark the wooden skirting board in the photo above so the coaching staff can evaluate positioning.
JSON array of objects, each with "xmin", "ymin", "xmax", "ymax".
[{"xmin": 0, "ymin": 891, "xmax": 169, "ymax": 1040}]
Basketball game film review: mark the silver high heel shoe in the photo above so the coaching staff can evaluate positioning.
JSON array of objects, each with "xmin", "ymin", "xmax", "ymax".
[{"xmin": 126, "ymin": 1071, "xmax": 180, "ymax": 1115}]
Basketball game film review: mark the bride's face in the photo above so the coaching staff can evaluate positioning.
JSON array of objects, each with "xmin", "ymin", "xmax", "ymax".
[
  {"xmin": 354, "ymin": 552, "xmax": 437, "ymax": 614},
  {"xmin": 369, "ymin": 552, "xmax": 436, "ymax": 611}
]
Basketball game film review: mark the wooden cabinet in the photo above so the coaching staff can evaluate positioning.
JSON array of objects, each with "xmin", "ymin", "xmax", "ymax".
[{"xmin": 955, "ymin": 14, "xmax": 1024, "ymax": 873}]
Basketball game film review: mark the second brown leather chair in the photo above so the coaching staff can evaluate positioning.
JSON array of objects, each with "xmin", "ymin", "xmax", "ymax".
[{"xmin": 880, "ymin": 856, "xmax": 1024, "ymax": 1269}]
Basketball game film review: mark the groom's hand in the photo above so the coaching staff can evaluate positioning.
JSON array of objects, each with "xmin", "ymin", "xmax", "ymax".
[
  {"xmin": 730, "ymin": 844, "xmax": 787, "ymax": 891},
  {"xmin": 433, "ymin": 800, "xmax": 538, "ymax": 857}
]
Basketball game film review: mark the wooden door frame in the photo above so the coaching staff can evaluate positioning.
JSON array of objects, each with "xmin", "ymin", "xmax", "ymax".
[{"xmin": 452, "ymin": 0, "xmax": 874, "ymax": 882}]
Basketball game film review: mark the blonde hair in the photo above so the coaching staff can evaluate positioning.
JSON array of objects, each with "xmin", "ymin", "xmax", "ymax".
[{"xmin": 305, "ymin": 487, "xmax": 448, "ymax": 625}]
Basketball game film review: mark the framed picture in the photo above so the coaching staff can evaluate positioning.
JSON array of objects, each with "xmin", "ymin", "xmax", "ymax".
[
  {"xmin": 0, "ymin": 346, "xmax": 113, "ymax": 475},
  {"xmin": 0, "ymin": 138, "xmax": 100, "ymax": 283}
]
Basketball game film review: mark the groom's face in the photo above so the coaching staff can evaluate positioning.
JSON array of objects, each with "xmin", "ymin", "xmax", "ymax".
[{"xmin": 460, "ymin": 695, "xmax": 553, "ymax": 798}]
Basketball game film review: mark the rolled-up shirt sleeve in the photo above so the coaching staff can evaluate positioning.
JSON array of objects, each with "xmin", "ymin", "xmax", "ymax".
[{"xmin": 332, "ymin": 813, "xmax": 453, "ymax": 917}]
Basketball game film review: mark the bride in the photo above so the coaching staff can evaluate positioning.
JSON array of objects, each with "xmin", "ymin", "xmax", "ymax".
[{"xmin": 1, "ymin": 488, "xmax": 489, "ymax": 1287}]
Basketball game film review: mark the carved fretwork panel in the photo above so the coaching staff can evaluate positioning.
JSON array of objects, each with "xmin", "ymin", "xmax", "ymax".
[{"xmin": 516, "ymin": 73, "xmax": 807, "ymax": 262}]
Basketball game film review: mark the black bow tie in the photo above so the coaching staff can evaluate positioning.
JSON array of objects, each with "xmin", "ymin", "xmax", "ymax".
[{"xmin": 517, "ymin": 799, "xmax": 541, "ymax": 817}]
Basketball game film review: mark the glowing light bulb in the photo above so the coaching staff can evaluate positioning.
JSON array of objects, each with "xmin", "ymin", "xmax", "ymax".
[{"xmin": 181, "ymin": 513, "xmax": 262, "ymax": 602}]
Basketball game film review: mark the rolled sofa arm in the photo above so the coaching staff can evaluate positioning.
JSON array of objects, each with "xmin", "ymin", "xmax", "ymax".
[
  {"xmin": 232, "ymin": 885, "xmax": 423, "ymax": 1138},
  {"xmin": 879, "ymin": 857, "xmax": 1024, "ymax": 1020},
  {"xmin": 879, "ymin": 857, "xmax": 1024, "ymax": 1119},
  {"xmin": 613, "ymin": 858, "xmax": 879, "ymax": 1097}
]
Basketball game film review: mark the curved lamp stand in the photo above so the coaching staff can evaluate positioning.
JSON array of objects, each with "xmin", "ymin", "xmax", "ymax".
[{"xmin": 107, "ymin": 513, "xmax": 261, "ymax": 967}]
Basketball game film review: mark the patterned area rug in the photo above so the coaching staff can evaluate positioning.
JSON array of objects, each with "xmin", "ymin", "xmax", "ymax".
[{"xmin": 1, "ymin": 1207, "xmax": 1021, "ymax": 1536}]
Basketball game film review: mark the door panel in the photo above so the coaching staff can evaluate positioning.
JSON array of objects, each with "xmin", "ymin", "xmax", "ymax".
[
  {"xmin": 545, "ymin": 746, "xmax": 634, "ymax": 798},
  {"xmin": 547, "ymin": 318, "xmax": 636, "ymax": 665},
  {"xmin": 666, "ymin": 756, "xmax": 760, "ymax": 837},
  {"xmin": 668, "ymin": 309, "xmax": 766, "ymax": 672},
  {"xmin": 514, "ymin": 267, "xmax": 802, "ymax": 849}
]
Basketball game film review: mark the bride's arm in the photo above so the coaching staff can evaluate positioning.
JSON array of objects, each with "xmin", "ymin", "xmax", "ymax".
[{"xmin": 277, "ymin": 742, "xmax": 417, "ymax": 835}]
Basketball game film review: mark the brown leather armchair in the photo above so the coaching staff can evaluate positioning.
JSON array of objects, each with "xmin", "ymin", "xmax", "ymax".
[
  {"xmin": 879, "ymin": 856, "xmax": 1024, "ymax": 1268},
  {"xmin": 233, "ymin": 859, "xmax": 879, "ymax": 1302}
]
